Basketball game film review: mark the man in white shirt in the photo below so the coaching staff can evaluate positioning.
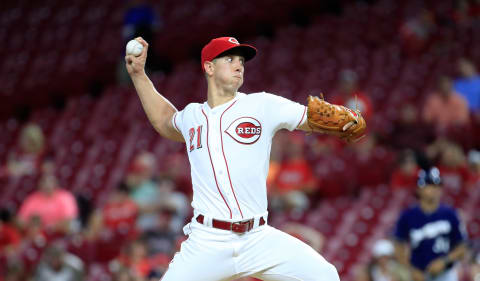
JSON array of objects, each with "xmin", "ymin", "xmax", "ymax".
[{"xmin": 126, "ymin": 36, "xmax": 341, "ymax": 281}]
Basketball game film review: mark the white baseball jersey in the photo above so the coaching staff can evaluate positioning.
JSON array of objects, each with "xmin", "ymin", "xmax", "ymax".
[{"xmin": 172, "ymin": 92, "xmax": 307, "ymax": 221}]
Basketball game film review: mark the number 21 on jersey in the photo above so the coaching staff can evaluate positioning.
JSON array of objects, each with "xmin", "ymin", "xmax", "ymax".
[{"xmin": 189, "ymin": 125, "xmax": 203, "ymax": 151}]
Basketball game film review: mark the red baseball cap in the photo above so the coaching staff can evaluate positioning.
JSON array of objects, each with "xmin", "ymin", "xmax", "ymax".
[{"xmin": 201, "ymin": 37, "xmax": 257, "ymax": 71}]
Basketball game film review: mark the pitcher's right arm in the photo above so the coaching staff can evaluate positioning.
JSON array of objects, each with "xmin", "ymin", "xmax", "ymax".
[{"xmin": 125, "ymin": 37, "xmax": 184, "ymax": 142}]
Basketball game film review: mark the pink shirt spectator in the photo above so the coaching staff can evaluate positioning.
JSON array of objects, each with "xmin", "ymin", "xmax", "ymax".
[
  {"xmin": 422, "ymin": 91, "xmax": 470, "ymax": 131},
  {"xmin": 18, "ymin": 189, "xmax": 78, "ymax": 228}
]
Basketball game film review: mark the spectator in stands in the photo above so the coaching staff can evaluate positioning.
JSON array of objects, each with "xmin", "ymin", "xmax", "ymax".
[
  {"xmin": 18, "ymin": 173, "xmax": 78, "ymax": 234},
  {"xmin": 7, "ymin": 123, "xmax": 46, "ymax": 178},
  {"xmin": 467, "ymin": 149, "xmax": 480, "ymax": 188},
  {"xmin": 101, "ymin": 182, "xmax": 139, "ymax": 240},
  {"xmin": 0, "ymin": 209, "xmax": 20, "ymax": 255},
  {"xmin": 270, "ymin": 132, "xmax": 317, "ymax": 213},
  {"xmin": 470, "ymin": 252, "xmax": 480, "ymax": 281},
  {"xmin": 280, "ymin": 222, "xmax": 325, "ymax": 253},
  {"xmin": 82, "ymin": 209, "xmax": 103, "ymax": 242},
  {"xmin": 390, "ymin": 149, "xmax": 420, "ymax": 191},
  {"xmin": 154, "ymin": 177, "xmax": 189, "ymax": 233},
  {"xmin": 452, "ymin": 0, "xmax": 474, "ymax": 26},
  {"xmin": 126, "ymin": 152, "xmax": 160, "ymax": 231},
  {"xmin": 394, "ymin": 167, "xmax": 467, "ymax": 281},
  {"xmin": 112, "ymin": 239, "xmax": 153, "ymax": 279},
  {"xmin": 142, "ymin": 210, "xmax": 177, "ymax": 258},
  {"xmin": 81, "ymin": 207, "xmax": 126, "ymax": 263},
  {"xmin": 127, "ymin": 152, "xmax": 189, "ymax": 231},
  {"xmin": 22, "ymin": 215, "xmax": 47, "ymax": 250},
  {"xmin": 0, "ymin": 209, "xmax": 21, "ymax": 257},
  {"xmin": 351, "ymin": 134, "xmax": 395, "ymax": 189},
  {"xmin": 354, "ymin": 239, "xmax": 410, "ymax": 281},
  {"xmin": 437, "ymin": 141, "xmax": 469, "ymax": 192},
  {"xmin": 33, "ymin": 242, "xmax": 84, "ymax": 281},
  {"xmin": 147, "ymin": 270, "xmax": 164, "ymax": 281},
  {"xmin": 162, "ymin": 152, "xmax": 191, "ymax": 196},
  {"xmin": 111, "ymin": 267, "xmax": 138, "ymax": 281},
  {"xmin": 40, "ymin": 154, "xmax": 56, "ymax": 176},
  {"xmin": 399, "ymin": 9, "xmax": 436, "ymax": 56},
  {"xmin": 309, "ymin": 134, "xmax": 343, "ymax": 160},
  {"xmin": 454, "ymin": 58, "xmax": 480, "ymax": 115},
  {"xmin": 473, "ymin": 0, "xmax": 480, "ymax": 19},
  {"xmin": 422, "ymin": 75, "xmax": 470, "ymax": 134},
  {"xmin": 123, "ymin": 0, "xmax": 160, "ymax": 43},
  {"xmin": 389, "ymin": 103, "xmax": 434, "ymax": 151},
  {"xmin": 332, "ymin": 69, "xmax": 373, "ymax": 121},
  {"xmin": 127, "ymin": 152, "xmax": 189, "ymax": 232},
  {"xmin": 426, "ymin": 137, "xmax": 449, "ymax": 164},
  {"xmin": 267, "ymin": 130, "xmax": 288, "ymax": 189},
  {"xmin": 1, "ymin": 262, "xmax": 23, "ymax": 281},
  {"xmin": 308, "ymin": 135, "xmax": 346, "ymax": 197},
  {"xmin": 123, "ymin": 0, "xmax": 161, "ymax": 72}
]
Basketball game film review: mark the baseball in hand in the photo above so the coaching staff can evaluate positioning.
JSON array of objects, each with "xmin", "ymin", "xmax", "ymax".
[{"xmin": 126, "ymin": 39, "xmax": 144, "ymax": 56}]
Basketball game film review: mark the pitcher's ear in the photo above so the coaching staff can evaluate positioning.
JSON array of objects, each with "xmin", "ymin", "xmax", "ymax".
[{"xmin": 204, "ymin": 61, "xmax": 214, "ymax": 75}]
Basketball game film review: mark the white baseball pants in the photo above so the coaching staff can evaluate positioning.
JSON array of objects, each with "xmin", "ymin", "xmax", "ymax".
[{"xmin": 160, "ymin": 220, "xmax": 340, "ymax": 281}]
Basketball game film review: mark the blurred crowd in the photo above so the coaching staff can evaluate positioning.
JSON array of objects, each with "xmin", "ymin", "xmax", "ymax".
[
  {"xmin": 0, "ymin": 146, "xmax": 191, "ymax": 281},
  {"xmin": 1, "ymin": 0, "xmax": 480, "ymax": 280},
  {"xmin": 1, "ymin": 54, "xmax": 479, "ymax": 279}
]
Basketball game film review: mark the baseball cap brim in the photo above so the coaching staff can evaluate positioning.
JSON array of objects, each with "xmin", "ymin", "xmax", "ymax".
[{"xmin": 214, "ymin": 45, "xmax": 257, "ymax": 62}]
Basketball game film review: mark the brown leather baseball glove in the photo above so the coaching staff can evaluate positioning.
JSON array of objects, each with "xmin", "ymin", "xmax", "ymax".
[{"xmin": 307, "ymin": 95, "xmax": 366, "ymax": 142}]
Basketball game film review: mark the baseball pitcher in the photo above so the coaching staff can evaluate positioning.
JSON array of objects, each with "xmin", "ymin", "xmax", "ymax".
[{"xmin": 125, "ymin": 36, "xmax": 366, "ymax": 280}]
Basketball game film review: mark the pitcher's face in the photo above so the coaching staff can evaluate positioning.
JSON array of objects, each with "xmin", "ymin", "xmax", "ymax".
[{"xmin": 212, "ymin": 54, "xmax": 245, "ymax": 91}]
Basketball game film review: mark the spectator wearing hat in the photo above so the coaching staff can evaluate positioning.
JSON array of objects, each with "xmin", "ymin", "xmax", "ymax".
[
  {"xmin": 354, "ymin": 239, "xmax": 410, "ymax": 281},
  {"xmin": 394, "ymin": 168, "xmax": 468, "ymax": 281}
]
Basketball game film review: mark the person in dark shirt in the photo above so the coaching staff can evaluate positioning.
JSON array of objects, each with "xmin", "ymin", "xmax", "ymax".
[{"xmin": 394, "ymin": 167, "xmax": 468, "ymax": 281}]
